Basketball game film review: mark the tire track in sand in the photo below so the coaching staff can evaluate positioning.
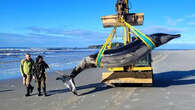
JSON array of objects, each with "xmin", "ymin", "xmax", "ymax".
[
  {"xmin": 152, "ymin": 52, "xmax": 168, "ymax": 65},
  {"xmin": 54, "ymin": 94, "xmax": 86, "ymax": 110},
  {"xmin": 100, "ymin": 88, "xmax": 136, "ymax": 110}
]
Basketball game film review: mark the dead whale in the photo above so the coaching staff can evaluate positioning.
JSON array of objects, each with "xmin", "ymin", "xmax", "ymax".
[
  {"xmin": 68, "ymin": 33, "xmax": 180, "ymax": 78},
  {"xmin": 56, "ymin": 33, "xmax": 180, "ymax": 94}
]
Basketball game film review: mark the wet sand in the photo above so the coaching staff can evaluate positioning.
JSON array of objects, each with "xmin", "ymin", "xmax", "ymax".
[{"xmin": 1, "ymin": 50, "xmax": 195, "ymax": 110}]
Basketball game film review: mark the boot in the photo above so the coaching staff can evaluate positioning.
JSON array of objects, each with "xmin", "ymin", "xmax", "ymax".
[
  {"xmin": 37, "ymin": 88, "xmax": 42, "ymax": 96},
  {"xmin": 25, "ymin": 86, "xmax": 30, "ymax": 97},
  {"xmin": 43, "ymin": 88, "xmax": 47, "ymax": 96},
  {"xmin": 29, "ymin": 84, "xmax": 34, "ymax": 93}
]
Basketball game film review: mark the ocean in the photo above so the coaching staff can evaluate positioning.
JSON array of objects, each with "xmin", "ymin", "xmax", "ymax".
[{"xmin": 0, "ymin": 47, "xmax": 98, "ymax": 80}]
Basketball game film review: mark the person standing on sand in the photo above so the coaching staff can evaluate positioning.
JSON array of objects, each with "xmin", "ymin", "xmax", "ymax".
[
  {"xmin": 32, "ymin": 55, "xmax": 49, "ymax": 96},
  {"xmin": 20, "ymin": 53, "xmax": 34, "ymax": 97}
]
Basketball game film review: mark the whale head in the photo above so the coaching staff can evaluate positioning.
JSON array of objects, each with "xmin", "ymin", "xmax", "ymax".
[{"xmin": 149, "ymin": 33, "xmax": 181, "ymax": 47}]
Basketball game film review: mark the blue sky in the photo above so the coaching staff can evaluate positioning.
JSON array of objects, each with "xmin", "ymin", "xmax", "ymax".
[{"xmin": 0, "ymin": 0, "xmax": 195, "ymax": 48}]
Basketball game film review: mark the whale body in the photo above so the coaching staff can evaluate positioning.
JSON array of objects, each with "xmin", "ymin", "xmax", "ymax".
[{"xmin": 67, "ymin": 33, "xmax": 181, "ymax": 78}]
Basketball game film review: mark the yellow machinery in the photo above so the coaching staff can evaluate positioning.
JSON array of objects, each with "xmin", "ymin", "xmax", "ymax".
[{"xmin": 100, "ymin": 0, "xmax": 153, "ymax": 86}]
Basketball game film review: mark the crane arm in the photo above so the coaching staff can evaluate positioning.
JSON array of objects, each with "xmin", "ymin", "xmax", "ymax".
[{"xmin": 115, "ymin": 0, "xmax": 129, "ymax": 16}]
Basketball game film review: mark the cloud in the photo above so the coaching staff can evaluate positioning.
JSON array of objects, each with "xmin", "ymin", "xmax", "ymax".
[
  {"xmin": 27, "ymin": 26, "xmax": 107, "ymax": 38},
  {"xmin": 165, "ymin": 17, "xmax": 185, "ymax": 26},
  {"xmin": 28, "ymin": 33, "xmax": 66, "ymax": 38},
  {"xmin": 0, "ymin": 33, "xmax": 27, "ymax": 38},
  {"xmin": 186, "ymin": 14, "xmax": 195, "ymax": 18},
  {"xmin": 188, "ymin": 22, "xmax": 195, "ymax": 25},
  {"xmin": 26, "ymin": 26, "xmax": 111, "ymax": 46},
  {"xmin": 0, "ymin": 32, "xmax": 82, "ymax": 47},
  {"xmin": 164, "ymin": 14, "xmax": 195, "ymax": 26},
  {"xmin": 141, "ymin": 26, "xmax": 183, "ymax": 34},
  {"xmin": 0, "ymin": 33, "xmax": 41, "ymax": 47},
  {"xmin": 0, "ymin": 27, "xmax": 110, "ymax": 47}
]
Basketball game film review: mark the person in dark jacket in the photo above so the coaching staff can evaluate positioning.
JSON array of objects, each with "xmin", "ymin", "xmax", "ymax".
[{"xmin": 33, "ymin": 55, "xmax": 49, "ymax": 96}]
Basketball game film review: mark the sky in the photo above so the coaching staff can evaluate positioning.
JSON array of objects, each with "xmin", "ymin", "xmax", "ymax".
[{"xmin": 0, "ymin": 0, "xmax": 195, "ymax": 49}]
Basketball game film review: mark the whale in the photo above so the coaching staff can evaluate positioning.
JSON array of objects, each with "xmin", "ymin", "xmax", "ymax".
[
  {"xmin": 67, "ymin": 33, "xmax": 180, "ymax": 78},
  {"xmin": 56, "ymin": 33, "xmax": 180, "ymax": 95}
]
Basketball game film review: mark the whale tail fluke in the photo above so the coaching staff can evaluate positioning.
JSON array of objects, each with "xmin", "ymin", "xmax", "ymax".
[{"xmin": 56, "ymin": 74, "xmax": 78, "ymax": 96}]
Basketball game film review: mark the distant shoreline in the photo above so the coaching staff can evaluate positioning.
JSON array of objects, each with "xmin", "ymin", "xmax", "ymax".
[{"xmin": 1, "ymin": 47, "xmax": 195, "ymax": 50}]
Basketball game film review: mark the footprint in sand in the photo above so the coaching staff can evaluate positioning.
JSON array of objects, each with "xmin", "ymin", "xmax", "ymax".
[
  {"xmin": 168, "ymin": 102, "xmax": 174, "ymax": 106},
  {"xmin": 164, "ymin": 96, "xmax": 170, "ymax": 99},
  {"xmin": 124, "ymin": 104, "xmax": 132, "ymax": 109},
  {"xmin": 160, "ymin": 88, "xmax": 166, "ymax": 91},
  {"xmin": 131, "ymin": 98, "xmax": 140, "ymax": 102},
  {"xmin": 10, "ymin": 85, "xmax": 15, "ymax": 88},
  {"xmin": 132, "ymin": 93, "xmax": 139, "ymax": 96},
  {"xmin": 166, "ymin": 91, "xmax": 171, "ymax": 95},
  {"xmin": 105, "ymin": 99, "xmax": 109, "ymax": 103}
]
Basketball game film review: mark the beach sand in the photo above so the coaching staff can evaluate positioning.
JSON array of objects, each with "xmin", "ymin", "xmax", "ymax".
[{"xmin": 1, "ymin": 50, "xmax": 195, "ymax": 110}]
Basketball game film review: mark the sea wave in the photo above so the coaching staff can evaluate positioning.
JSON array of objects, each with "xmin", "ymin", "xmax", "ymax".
[
  {"xmin": 0, "ymin": 48, "xmax": 97, "ymax": 58},
  {"xmin": 0, "ymin": 48, "xmax": 46, "ymax": 51},
  {"xmin": 0, "ymin": 47, "xmax": 97, "ymax": 80}
]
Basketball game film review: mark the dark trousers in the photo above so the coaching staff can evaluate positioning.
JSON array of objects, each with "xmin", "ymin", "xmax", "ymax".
[{"xmin": 36, "ymin": 77, "xmax": 46, "ymax": 94}]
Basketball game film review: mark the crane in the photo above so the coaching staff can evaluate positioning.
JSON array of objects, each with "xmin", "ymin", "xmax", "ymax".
[{"xmin": 100, "ymin": 0, "xmax": 153, "ymax": 86}]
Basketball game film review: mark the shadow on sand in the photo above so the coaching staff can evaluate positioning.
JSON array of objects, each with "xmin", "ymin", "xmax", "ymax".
[
  {"xmin": 47, "ymin": 83, "xmax": 110, "ymax": 96},
  {"xmin": 0, "ymin": 89, "xmax": 14, "ymax": 93},
  {"xmin": 154, "ymin": 70, "xmax": 195, "ymax": 87},
  {"xmin": 47, "ymin": 70, "xmax": 195, "ymax": 96}
]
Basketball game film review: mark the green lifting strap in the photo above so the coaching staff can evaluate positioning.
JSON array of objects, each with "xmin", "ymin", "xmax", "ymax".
[
  {"xmin": 96, "ymin": 18, "xmax": 156, "ymax": 67},
  {"xmin": 96, "ymin": 46, "xmax": 106, "ymax": 67},
  {"xmin": 133, "ymin": 29, "xmax": 156, "ymax": 49},
  {"xmin": 123, "ymin": 18, "xmax": 156, "ymax": 49}
]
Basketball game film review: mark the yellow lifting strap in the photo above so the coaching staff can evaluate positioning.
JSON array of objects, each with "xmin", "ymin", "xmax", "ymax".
[
  {"xmin": 120, "ymin": 17, "xmax": 156, "ymax": 49},
  {"xmin": 96, "ymin": 18, "xmax": 156, "ymax": 67},
  {"xmin": 96, "ymin": 27, "xmax": 117, "ymax": 67},
  {"xmin": 108, "ymin": 31, "xmax": 116, "ymax": 49},
  {"xmin": 124, "ymin": 26, "xmax": 127, "ymax": 45},
  {"xmin": 127, "ymin": 29, "xmax": 130, "ymax": 43}
]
